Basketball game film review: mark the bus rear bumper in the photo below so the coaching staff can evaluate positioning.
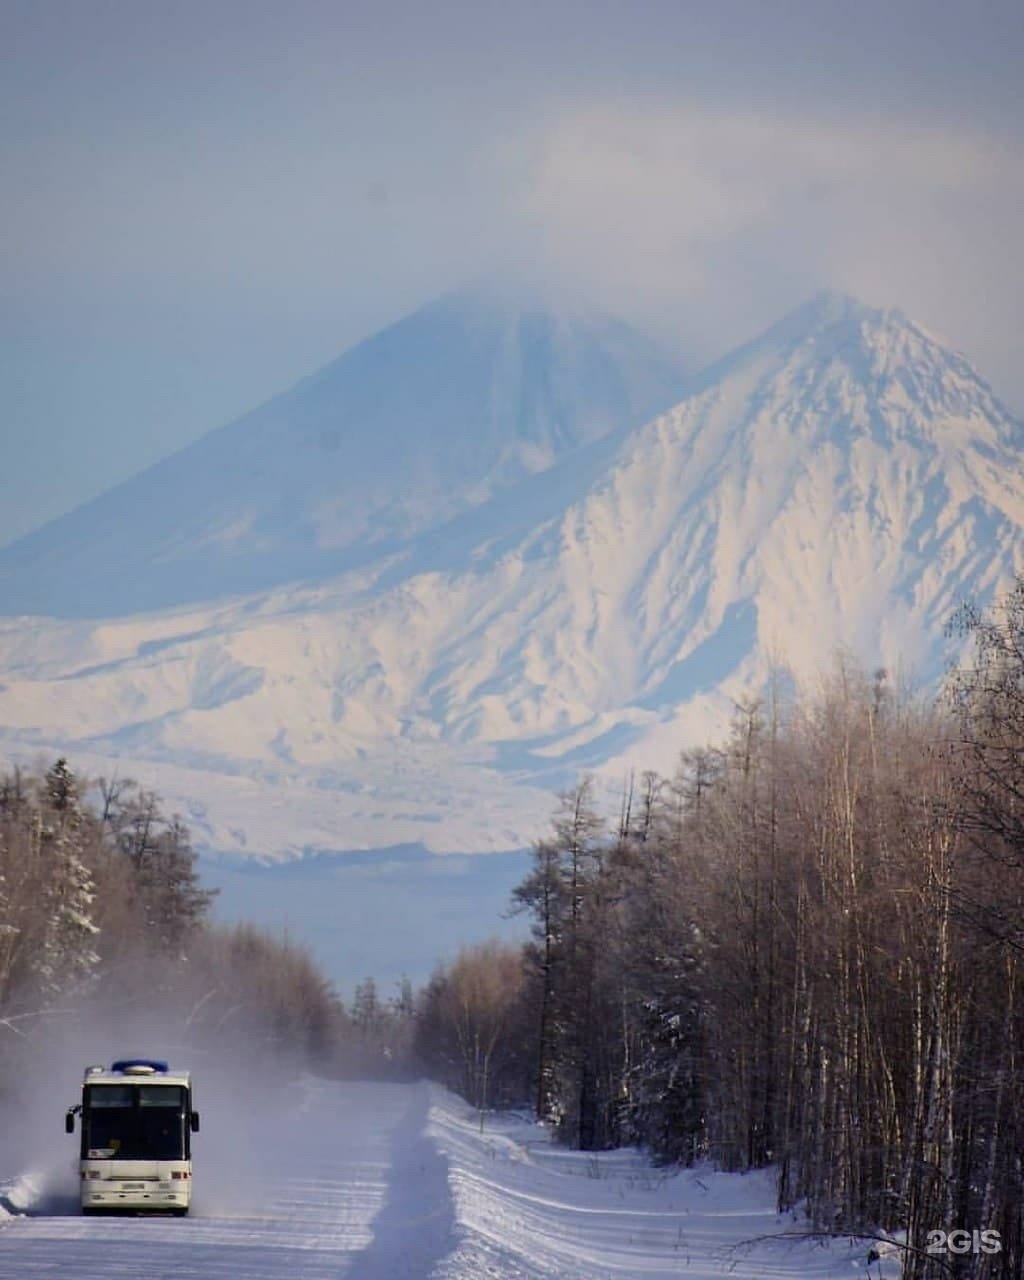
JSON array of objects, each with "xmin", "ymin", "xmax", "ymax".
[{"xmin": 81, "ymin": 1188, "xmax": 190, "ymax": 1214}]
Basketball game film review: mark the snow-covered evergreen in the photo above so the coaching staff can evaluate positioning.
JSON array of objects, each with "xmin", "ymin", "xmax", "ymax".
[{"xmin": 33, "ymin": 760, "xmax": 99, "ymax": 996}]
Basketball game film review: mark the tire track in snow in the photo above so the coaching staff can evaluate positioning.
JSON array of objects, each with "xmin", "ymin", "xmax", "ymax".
[{"xmin": 347, "ymin": 1081, "xmax": 456, "ymax": 1280}]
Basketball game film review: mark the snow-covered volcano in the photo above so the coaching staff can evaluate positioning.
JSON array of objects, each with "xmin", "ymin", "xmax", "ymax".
[
  {"xmin": 0, "ymin": 292, "xmax": 1020, "ymax": 859},
  {"xmin": 0, "ymin": 290, "xmax": 686, "ymax": 617}
]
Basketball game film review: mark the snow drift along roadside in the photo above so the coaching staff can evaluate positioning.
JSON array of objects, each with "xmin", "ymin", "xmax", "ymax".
[{"xmin": 426, "ymin": 1086, "xmax": 903, "ymax": 1279}]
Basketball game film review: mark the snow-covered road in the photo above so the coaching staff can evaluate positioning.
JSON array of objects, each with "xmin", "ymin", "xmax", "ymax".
[
  {"xmin": 1, "ymin": 1078, "xmax": 899, "ymax": 1279},
  {"xmin": 0, "ymin": 1079, "xmax": 445, "ymax": 1279}
]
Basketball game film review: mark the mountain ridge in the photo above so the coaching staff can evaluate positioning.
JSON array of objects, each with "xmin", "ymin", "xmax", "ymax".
[{"xmin": 0, "ymin": 290, "xmax": 1021, "ymax": 860}]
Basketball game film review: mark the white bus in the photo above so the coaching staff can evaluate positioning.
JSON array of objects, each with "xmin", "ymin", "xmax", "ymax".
[{"xmin": 65, "ymin": 1058, "xmax": 200, "ymax": 1215}]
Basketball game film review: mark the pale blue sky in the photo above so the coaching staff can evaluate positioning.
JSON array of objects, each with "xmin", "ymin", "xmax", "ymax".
[{"xmin": 2, "ymin": 0, "xmax": 1022, "ymax": 547}]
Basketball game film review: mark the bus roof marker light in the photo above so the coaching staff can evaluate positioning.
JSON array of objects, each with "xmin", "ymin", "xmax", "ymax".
[{"xmin": 110, "ymin": 1059, "xmax": 169, "ymax": 1074}]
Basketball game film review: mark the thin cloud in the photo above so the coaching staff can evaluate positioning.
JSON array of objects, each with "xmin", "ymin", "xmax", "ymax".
[{"xmin": 499, "ymin": 103, "xmax": 1024, "ymax": 399}]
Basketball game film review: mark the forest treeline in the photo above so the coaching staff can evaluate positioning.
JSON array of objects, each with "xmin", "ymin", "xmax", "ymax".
[
  {"xmin": 3, "ymin": 579, "xmax": 1023, "ymax": 1277},
  {"xmin": 414, "ymin": 580, "xmax": 1024, "ymax": 1280},
  {"xmin": 0, "ymin": 763, "xmax": 414, "ymax": 1086}
]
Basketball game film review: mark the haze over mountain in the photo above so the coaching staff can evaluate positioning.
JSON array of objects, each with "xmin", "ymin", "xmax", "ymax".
[
  {"xmin": 0, "ymin": 290, "xmax": 1021, "ymax": 862},
  {"xmin": 0, "ymin": 291, "xmax": 686, "ymax": 617}
]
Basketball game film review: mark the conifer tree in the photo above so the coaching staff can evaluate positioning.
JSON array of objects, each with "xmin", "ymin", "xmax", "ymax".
[{"xmin": 36, "ymin": 758, "xmax": 100, "ymax": 996}]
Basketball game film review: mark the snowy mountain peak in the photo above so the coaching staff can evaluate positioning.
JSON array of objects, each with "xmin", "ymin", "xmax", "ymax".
[
  {"xmin": 0, "ymin": 292, "xmax": 687, "ymax": 617},
  {"xmin": 694, "ymin": 290, "xmax": 1017, "ymax": 456},
  {"xmin": 720, "ymin": 289, "xmax": 937, "ymax": 367}
]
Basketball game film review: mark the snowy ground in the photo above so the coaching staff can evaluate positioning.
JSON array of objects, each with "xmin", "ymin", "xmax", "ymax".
[{"xmin": 0, "ymin": 1078, "xmax": 902, "ymax": 1279}]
